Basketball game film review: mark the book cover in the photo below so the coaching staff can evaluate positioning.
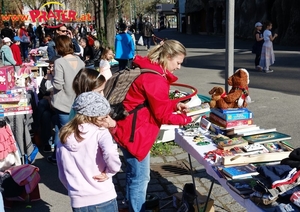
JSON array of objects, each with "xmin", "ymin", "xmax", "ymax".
[
  {"xmin": 219, "ymin": 108, "xmax": 249, "ymax": 114},
  {"xmin": 226, "ymin": 178, "xmax": 257, "ymax": 196},
  {"xmin": 242, "ymin": 131, "xmax": 291, "ymax": 144},
  {"xmin": 239, "ymin": 128, "xmax": 277, "ymax": 136},
  {"xmin": 209, "ymin": 122, "xmax": 228, "ymax": 135},
  {"xmin": 216, "ymin": 137, "xmax": 249, "ymax": 150},
  {"xmin": 222, "ymin": 164, "xmax": 259, "ymax": 179},
  {"xmin": 211, "ymin": 108, "xmax": 253, "ymax": 121},
  {"xmin": 209, "ymin": 113, "xmax": 253, "ymax": 129},
  {"xmin": 186, "ymin": 103, "xmax": 210, "ymax": 116}
]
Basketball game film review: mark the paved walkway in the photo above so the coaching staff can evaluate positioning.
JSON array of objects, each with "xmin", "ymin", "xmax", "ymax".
[{"xmin": 116, "ymin": 146, "xmax": 246, "ymax": 212}]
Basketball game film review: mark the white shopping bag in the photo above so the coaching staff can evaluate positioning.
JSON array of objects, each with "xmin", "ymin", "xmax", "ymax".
[{"xmin": 137, "ymin": 36, "xmax": 144, "ymax": 46}]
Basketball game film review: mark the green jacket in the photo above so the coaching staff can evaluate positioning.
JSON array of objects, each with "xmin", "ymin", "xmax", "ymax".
[{"xmin": 0, "ymin": 45, "xmax": 16, "ymax": 66}]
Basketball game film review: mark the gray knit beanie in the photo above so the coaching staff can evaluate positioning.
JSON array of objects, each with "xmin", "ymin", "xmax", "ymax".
[{"xmin": 72, "ymin": 91, "xmax": 111, "ymax": 117}]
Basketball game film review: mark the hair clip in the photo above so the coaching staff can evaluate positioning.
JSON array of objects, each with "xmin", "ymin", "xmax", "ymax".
[{"xmin": 96, "ymin": 72, "xmax": 101, "ymax": 79}]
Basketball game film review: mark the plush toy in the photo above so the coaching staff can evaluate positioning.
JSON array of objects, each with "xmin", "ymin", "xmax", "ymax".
[
  {"xmin": 208, "ymin": 86, "xmax": 226, "ymax": 108},
  {"xmin": 216, "ymin": 68, "xmax": 251, "ymax": 109}
]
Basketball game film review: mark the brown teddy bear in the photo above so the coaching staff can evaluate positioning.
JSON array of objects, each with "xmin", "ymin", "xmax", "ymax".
[
  {"xmin": 216, "ymin": 68, "xmax": 251, "ymax": 109},
  {"xmin": 208, "ymin": 86, "xmax": 226, "ymax": 108}
]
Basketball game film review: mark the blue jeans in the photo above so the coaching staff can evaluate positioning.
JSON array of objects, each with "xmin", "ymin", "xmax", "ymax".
[
  {"xmin": 72, "ymin": 198, "xmax": 118, "ymax": 212},
  {"xmin": 52, "ymin": 109, "xmax": 69, "ymax": 159},
  {"xmin": 120, "ymin": 146, "xmax": 150, "ymax": 212},
  {"xmin": 143, "ymin": 36, "xmax": 151, "ymax": 50},
  {"xmin": 20, "ymin": 42, "xmax": 29, "ymax": 60}
]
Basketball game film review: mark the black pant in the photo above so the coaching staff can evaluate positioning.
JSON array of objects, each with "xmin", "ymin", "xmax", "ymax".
[
  {"xmin": 255, "ymin": 53, "xmax": 261, "ymax": 66},
  {"xmin": 116, "ymin": 58, "xmax": 133, "ymax": 71}
]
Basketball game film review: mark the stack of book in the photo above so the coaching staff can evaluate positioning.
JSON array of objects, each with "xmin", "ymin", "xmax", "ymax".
[
  {"xmin": 209, "ymin": 107, "xmax": 253, "ymax": 130},
  {"xmin": 0, "ymin": 87, "xmax": 32, "ymax": 117}
]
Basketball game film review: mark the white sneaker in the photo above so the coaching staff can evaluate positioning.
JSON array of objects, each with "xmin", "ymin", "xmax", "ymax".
[{"xmin": 263, "ymin": 69, "xmax": 274, "ymax": 73}]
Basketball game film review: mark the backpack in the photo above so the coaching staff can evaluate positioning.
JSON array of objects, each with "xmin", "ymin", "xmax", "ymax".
[{"xmin": 104, "ymin": 67, "xmax": 158, "ymax": 122}]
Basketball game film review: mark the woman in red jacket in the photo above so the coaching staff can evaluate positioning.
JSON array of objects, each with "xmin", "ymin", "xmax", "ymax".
[
  {"xmin": 10, "ymin": 36, "xmax": 23, "ymax": 75},
  {"xmin": 113, "ymin": 39, "xmax": 194, "ymax": 212}
]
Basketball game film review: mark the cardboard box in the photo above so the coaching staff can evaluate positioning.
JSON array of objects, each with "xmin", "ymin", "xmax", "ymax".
[
  {"xmin": 173, "ymin": 190, "xmax": 215, "ymax": 212},
  {"xmin": 0, "ymin": 66, "xmax": 15, "ymax": 91}
]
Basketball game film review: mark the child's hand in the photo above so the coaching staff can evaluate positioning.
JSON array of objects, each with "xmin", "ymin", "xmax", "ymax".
[
  {"xmin": 93, "ymin": 173, "xmax": 108, "ymax": 182},
  {"xmin": 96, "ymin": 115, "xmax": 116, "ymax": 128}
]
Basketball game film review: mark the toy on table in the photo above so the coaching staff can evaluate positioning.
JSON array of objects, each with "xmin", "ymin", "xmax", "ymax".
[
  {"xmin": 208, "ymin": 86, "xmax": 226, "ymax": 108},
  {"xmin": 214, "ymin": 68, "xmax": 251, "ymax": 109}
]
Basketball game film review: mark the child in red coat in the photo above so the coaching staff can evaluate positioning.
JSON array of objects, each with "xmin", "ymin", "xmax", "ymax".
[{"xmin": 10, "ymin": 36, "xmax": 23, "ymax": 75}]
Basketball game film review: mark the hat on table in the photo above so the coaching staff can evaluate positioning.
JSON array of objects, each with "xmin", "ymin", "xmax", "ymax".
[
  {"xmin": 255, "ymin": 22, "xmax": 263, "ymax": 27},
  {"xmin": 72, "ymin": 91, "xmax": 111, "ymax": 117},
  {"xmin": 3, "ymin": 37, "xmax": 12, "ymax": 43}
]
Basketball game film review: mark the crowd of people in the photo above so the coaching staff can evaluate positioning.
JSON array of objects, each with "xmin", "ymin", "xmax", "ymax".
[{"xmin": 0, "ymin": 17, "xmax": 196, "ymax": 212}]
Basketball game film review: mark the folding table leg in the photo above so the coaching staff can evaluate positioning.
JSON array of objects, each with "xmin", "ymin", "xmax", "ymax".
[
  {"xmin": 187, "ymin": 153, "xmax": 200, "ymax": 212},
  {"xmin": 188, "ymin": 153, "xmax": 215, "ymax": 212}
]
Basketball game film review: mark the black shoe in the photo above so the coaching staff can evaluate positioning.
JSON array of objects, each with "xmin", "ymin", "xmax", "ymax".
[
  {"xmin": 43, "ymin": 145, "xmax": 52, "ymax": 153},
  {"xmin": 47, "ymin": 156, "xmax": 57, "ymax": 165}
]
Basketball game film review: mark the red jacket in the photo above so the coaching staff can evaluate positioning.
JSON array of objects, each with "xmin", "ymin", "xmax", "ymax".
[
  {"xmin": 10, "ymin": 44, "xmax": 22, "ymax": 65},
  {"xmin": 113, "ymin": 55, "xmax": 192, "ymax": 161}
]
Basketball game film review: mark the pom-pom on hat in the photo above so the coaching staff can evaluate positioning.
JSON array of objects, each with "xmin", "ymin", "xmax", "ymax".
[
  {"xmin": 72, "ymin": 91, "xmax": 111, "ymax": 117},
  {"xmin": 255, "ymin": 22, "xmax": 263, "ymax": 27}
]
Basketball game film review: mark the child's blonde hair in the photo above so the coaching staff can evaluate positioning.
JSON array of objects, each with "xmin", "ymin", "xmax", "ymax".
[
  {"xmin": 59, "ymin": 114, "xmax": 100, "ymax": 144},
  {"xmin": 100, "ymin": 46, "xmax": 113, "ymax": 60},
  {"xmin": 147, "ymin": 39, "xmax": 186, "ymax": 70}
]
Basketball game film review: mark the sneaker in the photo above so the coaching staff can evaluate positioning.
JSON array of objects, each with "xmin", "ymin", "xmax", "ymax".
[
  {"xmin": 43, "ymin": 145, "xmax": 52, "ymax": 153},
  {"xmin": 47, "ymin": 156, "xmax": 57, "ymax": 165},
  {"xmin": 263, "ymin": 69, "xmax": 274, "ymax": 73}
]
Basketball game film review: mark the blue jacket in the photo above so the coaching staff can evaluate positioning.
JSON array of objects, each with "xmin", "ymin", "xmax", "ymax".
[
  {"xmin": 0, "ymin": 45, "xmax": 16, "ymax": 66},
  {"xmin": 114, "ymin": 32, "xmax": 135, "ymax": 60}
]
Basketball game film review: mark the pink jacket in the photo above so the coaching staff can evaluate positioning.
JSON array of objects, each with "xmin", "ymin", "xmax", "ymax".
[{"xmin": 56, "ymin": 123, "xmax": 121, "ymax": 208}]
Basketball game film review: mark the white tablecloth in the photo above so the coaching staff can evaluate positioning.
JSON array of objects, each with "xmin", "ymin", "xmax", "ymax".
[{"xmin": 174, "ymin": 129, "xmax": 264, "ymax": 211}]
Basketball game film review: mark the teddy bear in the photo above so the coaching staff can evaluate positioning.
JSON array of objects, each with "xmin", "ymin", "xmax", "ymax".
[
  {"xmin": 208, "ymin": 86, "xmax": 226, "ymax": 108},
  {"xmin": 215, "ymin": 68, "xmax": 251, "ymax": 109}
]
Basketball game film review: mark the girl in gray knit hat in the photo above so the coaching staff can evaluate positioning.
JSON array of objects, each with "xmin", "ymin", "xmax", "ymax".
[{"xmin": 56, "ymin": 91, "xmax": 120, "ymax": 211}]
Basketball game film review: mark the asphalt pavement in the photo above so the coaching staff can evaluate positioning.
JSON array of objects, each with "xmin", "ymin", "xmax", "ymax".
[{"xmin": 6, "ymin": 28, "xmax": 300, "ymax": 212}]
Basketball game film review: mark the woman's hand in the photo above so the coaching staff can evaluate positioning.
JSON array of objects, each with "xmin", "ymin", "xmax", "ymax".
[
  {"xmin": 93, "ymin": 173, "xmax": 108, "ymax": 182},
  {"xmin": 177, "ymin": 102, "xmax": 189, "ymax": 113}
]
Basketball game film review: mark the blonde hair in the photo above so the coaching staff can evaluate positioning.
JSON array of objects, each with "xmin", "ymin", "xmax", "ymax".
[
  {"xmin": 100, "ymin": 46, "xmax": 112, "ymax": 60},
  {"xmin": 59, "ymin": 114, "xmax": 100, "ymax": 144},
  {"xmin": 94, "ymin": 40, "xmax": 101, "ymax": 50},
  {"xmin": 147, "ymin": 40, "xmax": 186, "ymax": 70}
]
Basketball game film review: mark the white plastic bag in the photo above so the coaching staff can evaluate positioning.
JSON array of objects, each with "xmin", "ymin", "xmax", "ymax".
[{"xmin": 137, "ymin": 36, "xmax": 144, "ymax": 46}]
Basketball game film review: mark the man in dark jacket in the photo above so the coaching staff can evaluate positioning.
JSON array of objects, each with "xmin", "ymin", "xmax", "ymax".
[
  {"xmin": 1, "ymin": 22, "xmax": 14, "ymax": 40},
  {"xmin": 142, "ymin": 17, "xmax": 154, "ymax": 50}
]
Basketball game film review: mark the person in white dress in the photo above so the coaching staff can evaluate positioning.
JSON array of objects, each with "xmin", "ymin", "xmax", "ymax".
[
  {"xmin": 259, "ymin": 20, "xmax": 278, "ymax": 73},
  {"xmin": 99, "ymin": 47, "xmax": 114, "ymax": 80}
]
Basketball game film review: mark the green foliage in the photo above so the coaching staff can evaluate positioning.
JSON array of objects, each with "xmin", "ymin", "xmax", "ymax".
[{"xmin": 150, "ymin": 141, "xmax": 178, "ymax": 156}]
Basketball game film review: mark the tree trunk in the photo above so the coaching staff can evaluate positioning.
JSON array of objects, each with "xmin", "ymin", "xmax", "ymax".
[{"xmin": 106, "ymin": 0, "xmax": 116, "ymax": 47}]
